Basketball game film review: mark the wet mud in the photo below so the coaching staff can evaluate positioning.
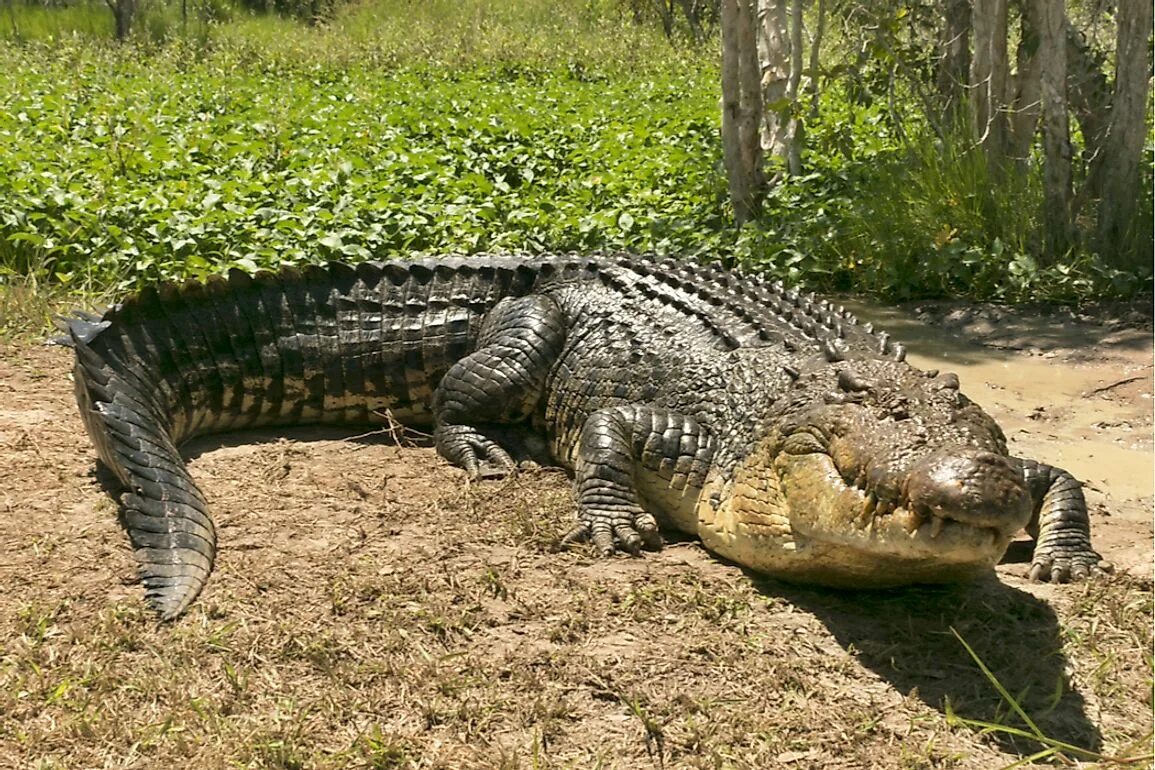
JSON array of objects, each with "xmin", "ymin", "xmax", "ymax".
[{"xmin": 848, "ymin": 299, "xmax": 1153, "ymax": 580}]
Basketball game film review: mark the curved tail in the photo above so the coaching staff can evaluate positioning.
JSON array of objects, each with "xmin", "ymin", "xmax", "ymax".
[
  {"xmin": 55, "ymin": 258, "xmax": 553, "ymax": 618},
  {"xmin": 61, "ymin": 309, "xmax": 216, "ymax": 620}
]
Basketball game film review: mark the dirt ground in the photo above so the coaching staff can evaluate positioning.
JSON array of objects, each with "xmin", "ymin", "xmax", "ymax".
[{"xmin": 0, "ymin": 300, "xmax": 1151, "ymax": 770}]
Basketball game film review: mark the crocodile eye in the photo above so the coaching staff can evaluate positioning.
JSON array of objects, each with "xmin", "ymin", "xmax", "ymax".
[{"xmin": 933, "ymin": 372, "xmax": 960, "ymax": 390}]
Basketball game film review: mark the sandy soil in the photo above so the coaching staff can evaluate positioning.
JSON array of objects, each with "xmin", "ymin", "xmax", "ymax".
[{"xmin": 0, "ymin": 301, "xmax": 1150, "ymax": 769}]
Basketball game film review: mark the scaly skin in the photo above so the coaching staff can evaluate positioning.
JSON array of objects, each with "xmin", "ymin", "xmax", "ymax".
[{"xmin": 59, "ymin": 255, "xmax": 1109, "ymax": 619}]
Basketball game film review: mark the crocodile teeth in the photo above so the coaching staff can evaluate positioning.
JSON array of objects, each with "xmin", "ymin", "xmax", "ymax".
[
  {"xmin": 856, "ymin": 493, "xmax": 877, "ymax": 529},
  {"xmin": 902, "ymin": 514, "xmax": 922, "ymax": 535},
  {"xmin": 928, "ymin": 516, "xmax": 946, "ymax": 539}
]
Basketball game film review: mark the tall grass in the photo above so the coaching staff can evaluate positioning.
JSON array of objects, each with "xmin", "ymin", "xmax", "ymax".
[
  {"xmin": 2, "ymin": 0, "xmax": 226, "ymax": 45},
  {"xmin": 2, "ymin": 0, "xmax": 688, "ymax": 72},
  {"xmin": 2, "ymin": 1, "xmax": 112, "ymax": 42},
  {"xmin": 833, "ymin": 124, "xmax": 1146, "ymax": 302},
  {"xmin": 845, "ymin": 128, "xmax": 1046, "ymax": 299}
]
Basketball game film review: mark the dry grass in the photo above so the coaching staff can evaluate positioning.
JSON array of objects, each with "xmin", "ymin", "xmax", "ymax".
[{"xmin": 1, "ymin": 343, "xmax": 1151, "ymax": 770}]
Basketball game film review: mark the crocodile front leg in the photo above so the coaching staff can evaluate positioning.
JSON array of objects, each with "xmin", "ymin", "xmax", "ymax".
[
  {"xmin": 562, "ymin": 404, "xmax": 716, "ymax": 555},
  {"xmin": 433, "ymin": 294, "xmax": 566, "ymax": 478},
  {"xmin": 1019, "ymin": 458, "xmax": 1112, "ymax": 582}
]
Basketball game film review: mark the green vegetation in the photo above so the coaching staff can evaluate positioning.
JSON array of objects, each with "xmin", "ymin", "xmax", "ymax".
[{"xmin": 0, "ymin": 0, "xmax": 1149, "ymax": 314}]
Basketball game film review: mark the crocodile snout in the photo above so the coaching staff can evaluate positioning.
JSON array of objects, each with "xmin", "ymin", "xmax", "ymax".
[{"xmin": 904, "ymin": 449, "xmax": 1031, "ymax": 534}]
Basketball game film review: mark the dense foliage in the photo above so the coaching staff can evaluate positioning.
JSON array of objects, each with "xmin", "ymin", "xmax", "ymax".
[
  {"xmin": 0, "ymin": 1, "xmax": 1149, "ymax": 303},
  {"xmin": 0, "ymin": 44, "xmax": 724, "ymax": 293}
]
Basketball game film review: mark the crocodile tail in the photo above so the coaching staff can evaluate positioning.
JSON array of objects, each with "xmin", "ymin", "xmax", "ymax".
[{"xmin": 66, "ymin": 299, "xmax": 216, "ymax": 620}]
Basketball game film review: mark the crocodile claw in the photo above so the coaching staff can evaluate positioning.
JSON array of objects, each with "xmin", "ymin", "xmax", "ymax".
[
  {"xmin": 434, "ymin": 424, "xmax": 517, "ymax": 480},
  {"xmin": 1028, "ymin": 552, "xmax": 1113, "ymax": 583},
  {"xmin": 559, "ymin": 510, "xmax": 662, "ymax": 556}
]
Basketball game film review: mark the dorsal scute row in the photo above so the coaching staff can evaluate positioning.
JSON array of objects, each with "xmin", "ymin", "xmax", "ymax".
[
  {"xmin": 605, "ymin": 255, "xmax": 906, "ymax": 363},
  {"xmin": 66, "ymin": 253, "xmax": 908, "ymax": 364}
]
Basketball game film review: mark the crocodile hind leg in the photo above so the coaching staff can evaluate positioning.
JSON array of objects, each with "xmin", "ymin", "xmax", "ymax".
[
  {"xmin": 562, "ymin": 405, "xmax": 715, "ymax": 555},
  {"xmin": 432, "ymin": 294, "xmax": 566, "ymax": 478},
  {"xmin": 1019, "ymin": 458, "xmax": 1112, "ymax": 582}
]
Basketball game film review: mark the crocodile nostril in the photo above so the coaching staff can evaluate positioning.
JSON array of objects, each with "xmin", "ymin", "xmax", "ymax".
[{"xmin": 905, "ymin": 449, "xmax": 1030, "ymax": 531}]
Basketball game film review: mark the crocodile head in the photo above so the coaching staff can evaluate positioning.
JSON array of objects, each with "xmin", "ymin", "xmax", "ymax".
[{"xmin": 698, "ymin": 358, "xmax": 1031, "ymax": 586}]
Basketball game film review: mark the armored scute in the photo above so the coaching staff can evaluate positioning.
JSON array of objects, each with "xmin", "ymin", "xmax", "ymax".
[{"xmin": 60, "ymin": 255, "xmax": 1107, "ymax": 618}]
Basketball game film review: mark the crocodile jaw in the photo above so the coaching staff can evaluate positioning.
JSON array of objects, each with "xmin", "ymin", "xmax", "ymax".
[{"xmin": 695, "ymin": 440, "xmax": 1026, "ymax": 587}]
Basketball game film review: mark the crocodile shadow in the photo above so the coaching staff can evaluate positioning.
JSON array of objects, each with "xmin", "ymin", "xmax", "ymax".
[{"xmin": 750, "ymin": 574, "xmax": 1101, "ymax": 757}]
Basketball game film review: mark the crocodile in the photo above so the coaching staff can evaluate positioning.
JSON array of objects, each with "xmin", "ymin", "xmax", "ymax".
[{"xmin": 59, "ymin": 254, "xmax": 1108, "ymax": 619}]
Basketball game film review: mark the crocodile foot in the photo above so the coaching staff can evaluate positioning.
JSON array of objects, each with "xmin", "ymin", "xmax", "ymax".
[
  {"xmin": 1029, "ymin": 548, "xmax": 1113, "ymax": 583},
  {"xmin": 434, "ymin": 424, "xmax": 517, "ymax": 480},
  {"xmin": 559, "ymin": 506, "xmax": 663, "ymax": 556}
]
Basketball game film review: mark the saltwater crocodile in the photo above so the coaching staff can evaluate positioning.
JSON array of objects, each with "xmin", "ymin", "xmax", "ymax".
[{"xmin": 59, "ymin": 255, "xmax": 1107, "ymax": 619}]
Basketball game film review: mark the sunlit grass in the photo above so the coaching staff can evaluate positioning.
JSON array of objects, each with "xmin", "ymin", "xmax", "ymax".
[{"xmin": 1, "ymin": 1, "xmax": 112, "ymax": 42}]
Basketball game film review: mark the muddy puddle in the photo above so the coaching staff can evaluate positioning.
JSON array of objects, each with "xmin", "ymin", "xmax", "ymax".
[{"xmin": 846, "ymin": 300, "xmax": 1154, "ymax": 579}]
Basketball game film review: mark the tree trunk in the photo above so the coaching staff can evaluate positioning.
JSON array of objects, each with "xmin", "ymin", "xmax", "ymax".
[
  {"xmin": 1064, "ymin": 21, "xmax": 1111, "ymax": 168},
  {"xmin": 1007, "ymin": 1, "xmax": 1043, "ymax": 161},
  {"xmin": 1093, "ymin": 0, "xmax": 1153, "ymax": 266},
  {"xmin": 105, "ymin": 0, "xmax": 135, "ymax": 40},
  {"xmin": 970, "ymin": 0, "xmax": 1011, "ymax": 169},
  {"xmin": 674, "ymin": 0, "xmax": 705, "ymax": 43},
  {"xmin": 807, "ymin": 0, "xmax": 826, "ymax": 120},
  {"xmin": 784, "ymin": 0, "xmax": 803, "ymax": 174},
  {"xmin": 936, "ymin": 0, "xmax": 971, "ymax": 128},
  {"xmin": 755, "ymin": 0, "xmax": 798, "ymax": 179},
  {"xmin": 720, "ymin": 0, "xmax": 765, "ymax": 226},
  {"xmin": 1035, "ymin": 0, "xmax": 1073, "ymax": 262},
  {"xmin": 1066, "ymin": 20, "xmax": 1113, "ymax": 222}
]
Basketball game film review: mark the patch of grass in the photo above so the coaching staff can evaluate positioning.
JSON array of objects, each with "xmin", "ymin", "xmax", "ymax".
[
  {"xmin": 1, "ymin": 408, "xmax": 1152, "ymax": 768},
  {"xmin": 1, "ymin": 2, "xmax": 112, "ymax": 42},
  {"xmin": 923, "ymin": 573, "xmax": 1155, "ymax": 767},
  {"xmin": 948, "ymin": 622, "xmax": 1154, "ymax": 767},
  {"xmin": 0, "ymin": 279, "xmax": 65, "ymax": 342}
]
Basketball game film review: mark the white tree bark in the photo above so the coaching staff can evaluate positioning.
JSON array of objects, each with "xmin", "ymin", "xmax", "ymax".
[
  {"xmin": 1094, "ymin": 0, "xmax": 1153, "ymax": 264},
  {"xmin": 756, "ymin": 0, "xmax": 799, "ymax": 178},
  {"xmin": 721, "ymin": 0, "xmax": 765, "ymax": 225}
]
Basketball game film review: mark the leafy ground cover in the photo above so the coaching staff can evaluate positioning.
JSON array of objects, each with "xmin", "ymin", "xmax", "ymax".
[
  {"xmin": 2, "ymin": 1, "xmax": 1149, "ymax": 309},
  {"xmin": 0, "ymin": 41, "xmax": 722, "ymax": 295}
]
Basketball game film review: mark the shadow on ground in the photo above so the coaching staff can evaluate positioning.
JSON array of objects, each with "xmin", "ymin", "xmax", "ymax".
[{"xmin": 759, "ymin": 576, "xmax": 1101, "ymax": 757}]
